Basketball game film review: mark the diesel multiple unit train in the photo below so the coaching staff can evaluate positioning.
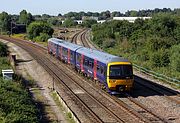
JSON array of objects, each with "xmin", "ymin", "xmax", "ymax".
[{"xmin": 48, "ymin": 38, "xmax": 134, "ymax": 94}]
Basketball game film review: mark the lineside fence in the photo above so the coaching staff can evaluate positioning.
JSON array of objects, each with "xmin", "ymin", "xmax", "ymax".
[{"xmin": 133, "ymin": 64, "xmax": 180, "ymax": 88}]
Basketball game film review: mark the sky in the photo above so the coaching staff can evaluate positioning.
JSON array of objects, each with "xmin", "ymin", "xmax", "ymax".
[{"xmin": 0, "ymin": 0, "xmax": 180, "ymax": 15}]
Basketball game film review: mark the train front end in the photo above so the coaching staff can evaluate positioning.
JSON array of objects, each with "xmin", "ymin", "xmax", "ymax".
[{"xmin": 107, "ymin": 62, "xmax": 134, "ymax": 93}]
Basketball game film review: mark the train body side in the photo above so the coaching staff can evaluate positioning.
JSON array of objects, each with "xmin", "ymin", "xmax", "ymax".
[
  {"xmin": 48, "ymin": 38, "xmax": 134, "ymax": 94},
  {"xmin": 48, "ymin": 38, "xmax": 82, "ymax": 66},
  {"xmin": 76, "ymin": 47, "xmax": 134, "ymax": 94},
  {"xmin": 75, "ymin": 52, "xmax": 107, "ymax": 86}
]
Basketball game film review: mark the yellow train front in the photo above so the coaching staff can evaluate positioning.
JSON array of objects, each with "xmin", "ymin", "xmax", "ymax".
[
  {"xmin": 107, "ymin": 62, "xmax": 134, "ymax": 94},
  {"xmin": 75, "ymin": 46, "xmax": 134, "ymax": 95}
]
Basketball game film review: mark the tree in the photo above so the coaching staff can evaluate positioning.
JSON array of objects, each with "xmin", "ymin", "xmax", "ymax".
[
  {"xmin": 82, "ymin": 19, "xmax": 97, "ymax": 28},
  {"xmin": 42, "ymin": 14, "xmax": 51, "ymax": 19},
  {"xmin": 111, "ymin": 11, "xmax": 122, "ymax": 17},
  {"xmin": 100, "ymin": 10, "xmax": 111, "ymax": 19},
  {"xmin": 35, "ymin": 33, "xmax": 51, "ymax": 42},
  {"xmin": 150, "ymin": 49, "xmax": 170, "ymax": 67},
  {"xmin": 19, "ymin": 10, "xmax": 27, "ymax": 24},
  {"xmin": 27, "ymin": 13, "xmax": 34, "ymax": 25},
  {"xmin": 58, "ymin": 13, "xmax": 62, "ymax": 17},
  {"xmin": 49, "ymin": 18, "xmax": 62, "ymax": 26},
  {"xmin": 62, "ymin": 18, "xmax": 77, "ymax": 27},
  {"xmin": 19, "ymin": 10, "xmax": 34, "ymax": 25},
  {"xmin": 0, "ymin": 42, "xmax": 8, "ymax": 56},
  {"xmin": 27, "ymin": 21, "xmax": 54, "ymax": 40},
  {"xmin": 170, "ymin": 44, "xmax": 180, "ymax": 72},
  {"xmin": 0, "ymin": 11, "xmax": 11, "ymax": 32}
]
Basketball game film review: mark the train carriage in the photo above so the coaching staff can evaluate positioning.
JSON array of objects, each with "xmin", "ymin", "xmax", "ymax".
[
  {"xmin": 48, "ymin": 38, "xmax": 134, "ymax": 94},
  {"xmin": 76, "ymin": 47, "xmax": 134, "ymax": 94},
  {"xmin": 48, "ymin": 38, "xmax": 82, "ymax": 66},
  {"xmin": 48, "ymin": 38, "xmax": 61, "ymax": 56}
]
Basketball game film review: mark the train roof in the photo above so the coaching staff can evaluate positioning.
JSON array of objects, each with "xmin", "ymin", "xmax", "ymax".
[
  {"xmin": 48, "ymin": 38, "xmax": 130, "ymax": 64},
  {"xmin": 76, "ymin": 47, "xmax": 129, "ymax": 64},
  {"xmin": 48, "ymin": 38, "xmax": 63, "ymax": 44},
  {"xmin": 48, "ymin": 38, "xmax": 82, "ymax": 51}
]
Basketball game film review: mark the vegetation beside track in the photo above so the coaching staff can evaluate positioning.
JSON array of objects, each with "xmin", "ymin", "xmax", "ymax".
[
  {"xmin": 92, "ymin": 13, "xmax": 180, "ymax": 81},
  {"xmin": 51, "ymin": 91, "xmax": 76, "ymax": 123},
  {"xmin": 0, "ymin": 42, "xmax": 39, "ymax": 123}
]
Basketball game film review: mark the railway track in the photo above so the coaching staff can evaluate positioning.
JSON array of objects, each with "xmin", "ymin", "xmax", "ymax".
[
  {"xmin": 74, "ymin": 29, "xmax": 180, "ymax": 104},
  {"xmin": 0, "ymin": 36, "xmax": 146, "ymax": 123},
  {"xmin": 1, "ymin": 35, "xmax": 179, "ymax": 122},
  {"xmin": 134, "ymin": 76, "xmax": 180, "ymax": 104},
  {"xmin": 71, "ymin": 30, "xmax": 81, "ymax": 44},
  {"xmin": 71, "ymin": 29, "xmax": 86, "ymax": 44},
  {"xmin": 80, "ymin": 29, "xmax": 91, "ymax": 48},
  {"xmin": 51, "ymin": 55, "xmax": 172, "ymax": 123},
  {"xmin": 71, "ymin": 28, "xmax": 91, "ymax": 48},
  {"xmin": 72, "ymin": 29, "xmax": 180, "ymax": 122}
]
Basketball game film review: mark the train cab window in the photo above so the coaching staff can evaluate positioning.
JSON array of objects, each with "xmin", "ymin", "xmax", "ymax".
[{"xmin": 109, "ymin": 65, "xmax": 133, "ymax": 79}]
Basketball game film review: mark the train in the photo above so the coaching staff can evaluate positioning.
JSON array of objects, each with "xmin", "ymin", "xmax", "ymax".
[{"xmin": 48, "ymin": 38, "xmax": 134, "ymax": 94}]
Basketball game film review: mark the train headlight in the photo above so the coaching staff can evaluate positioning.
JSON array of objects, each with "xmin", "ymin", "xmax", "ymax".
[{"xmin": 109, "ymin": 80, "xmax": 116, "ymax": 83}]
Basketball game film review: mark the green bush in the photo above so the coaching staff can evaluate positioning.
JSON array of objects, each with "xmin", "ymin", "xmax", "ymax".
[
  {"xmin": 150, "ymin": 49, "xmax": 170, "ymax": 67},
  {"xmin": 27, "ymin": 21, "xmax": 54, "ymax": 40},
  {"xmin": 102, "ymin": 38, "xmax": 115, "ymax": 48},
  {"xmin": 0, "ymin": 47, "xmax": 39, "ymax": 123},
  {"xmin": 0, "ymin": 42, "xmax": 8, "ymax": 57},
  {"xmin": 170, "ymin": 44, "xmax": 180, "ymax": 72},
  {"xmin": 0, "ymin": 79, "xmax": 39, "ymax": 123},
  {"xmin": 91, "ymin": 13, "xmax": 180, "ymax": 80},
  {"xmin": 34, "ymin": 33, "xmax": 50, "ymax": 42}
]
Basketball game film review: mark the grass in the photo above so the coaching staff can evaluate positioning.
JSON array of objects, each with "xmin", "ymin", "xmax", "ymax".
[
  {"xmin": 23, "ymin": 71, "xmax": 58, "ymax": 123},
  {"xmin": 12, "ymin": 33, "xmax": 27, "ymax": 39},
  {"xmin": 12, "ymin": 33, "xmax": 48, "ymax": 47},
  {"xmin": 51, "ymin": 91, "xmax": 76, "ymax": 123},
  {"xmin": 0, "ymin": 56, "xmax": 39, "ymax": 123},
  {"xmin": 35, "ymin": 40, "xmax": 48, "ymax": 47}
]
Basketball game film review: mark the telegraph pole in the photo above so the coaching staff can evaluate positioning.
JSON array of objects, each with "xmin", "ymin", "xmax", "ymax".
[
  {"xmin": 53, "ymin": 77, "xmax": 55, "ymax": 90},
  {"xmin": 11, "ymin": 21, "xmax": 13, "ymax": 35}
]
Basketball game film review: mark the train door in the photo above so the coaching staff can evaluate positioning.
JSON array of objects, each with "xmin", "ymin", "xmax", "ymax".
[
  {"xmin": 61, "ymin": 46, "xmax": 63, "ymax": 60},
  {"xmin": 56, "ymin": 44, "xmax": 59, "ymax": 57},
  {"xmin": 58, "ymin": 46, "xmax": 61, "ymax": 59},
  {"xmin": 68, "ymin": 49, "xmax": 70, "ymax": 64},
  {"xmin": 53, "ymin": 44, "xmax": 56, "ymax": 55},
  {"xmin": 80, "ymin": 54, "xmax": 84, "ymax": 72},
  {"xmin": 94, "ymin": 59, "xmax": 97, "ymax": 80}
]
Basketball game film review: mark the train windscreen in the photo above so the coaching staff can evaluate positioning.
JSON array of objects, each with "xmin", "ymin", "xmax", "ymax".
[{"xmin": 109, "ymin": 65, "xmax": 133, "ymax": 79}]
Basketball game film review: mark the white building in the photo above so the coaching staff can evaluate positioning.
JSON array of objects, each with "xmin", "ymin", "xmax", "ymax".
[
  {"xmin": 113, "ymin": 17, "xmax": 152, "ymax": 23},
  {"xmin": 97, "ymin": 20, "xmax": 106, "ymax": 24},
  {"xmin": 2, "ymin": 69, "xmax": 14, "ymax": 80}
]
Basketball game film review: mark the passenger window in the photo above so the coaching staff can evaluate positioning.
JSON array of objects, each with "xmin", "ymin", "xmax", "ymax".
[
  {"xmin": 89, "ymin": 61, "xmax": 92, "ymax": 68},
  {"xmin": 70, "ymin": 52, "xmax": 73, "ymax": 58},
  {"xmin": 92, "ymin": 62, "xmax": 94, "ymax": 68},
  {"xmin": 64, "ymin": 50, "xmax": 67, "ymax": 56},
  {"xmin": 100, "ymin": 66, "xmax": 104, "ymax": 74},
  {"xmin": 84, "ymin": 59, "xmax": 87, "ymax": 65},
  {"xmin": 77, "ymin": 55, "xmax": 81, "ymax": 62},
  {"xmin": 97, "ymin": 65, "xmax": 100, "ymax": 72}
]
